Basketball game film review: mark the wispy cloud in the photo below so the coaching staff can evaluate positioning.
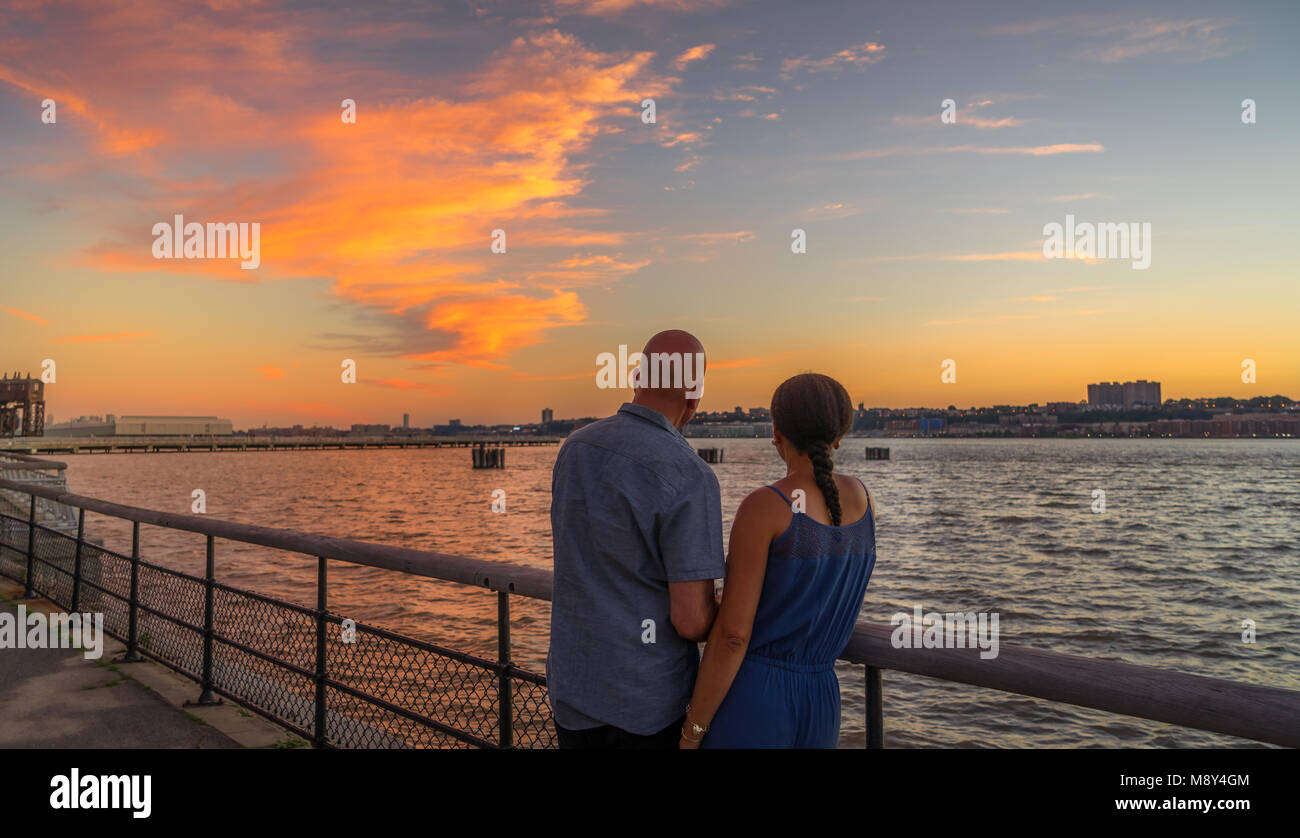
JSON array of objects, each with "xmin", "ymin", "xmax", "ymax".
[
  {"xmin": 894, "ymin": 113, "xmax": 1023, "ymax": 129},
  {"xmin": 988, "ymin": 16, "xmax": 1233, "ymax": 63},
  {"xmin": 672, "ymin": 43, "xmax": 715, "ymax": 70},
  {"xmin": 557, "ymin": 0, "xmax": 728, "ymax": 16},
  {"xmin": 1046, "ymin": 192, "xmax": 1112, "ymax": 201},
  {"xmin": 805, "ymin": 201, "xmax": 868, "ymax": 220},
  {"xmin": 361, "ymin": 377, "xmax": 451, "ymax": 393},
  {"xmin": 2, "ymin": 306, "xmax": 48, "ymax": 326},
  {"xmin": 781, "ymin": 41, "xmax": 884, "ymax": 76},
  {"xmin": 257, "ymin": 365, "xmax": 286, "ymax": 379},
  {"xmin": 839, "ymin": 142, "xmax": 1104, "ymax": 160},
  {"xmin": 937, "ymin": 207, "xmax": 1009, "ymax": 215},
  {"xmin": 927, "ymin": 309, "xmax": 1103, "ymax": 326},
  {"xmin": 55, "ymin": 331, "xmax": 154, "ymax": 343}
]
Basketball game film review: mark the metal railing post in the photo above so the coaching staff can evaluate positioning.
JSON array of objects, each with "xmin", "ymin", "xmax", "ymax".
[
  {"xmin": 497, "ymin": 591, "xmax": 514, "ymax": 749},
  {"xmin": 314, "ymin": 556, "xmax": 328, "ymax": 748},
  {"xmin": 71, "ymin": 507, "xmax": 85, "ymax": 612},
  {"xmin": 865, "ymin": 665, "xmax": 884, "ymax": 749},
  {"xmin": 117, "ymin": 521, "xmax": 143, "ymax": 662},
  {"xmin": 187, "ymin": 534, "xmax": 222, "ymax": 706},
  {"xmin": 21, "ymin": 494, "xmax": 37, "ymax": 598}
]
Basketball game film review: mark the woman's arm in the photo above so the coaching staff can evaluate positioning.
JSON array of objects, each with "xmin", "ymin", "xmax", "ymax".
[{"xmin": 679, "ymin": 489, "xmax": 778, "ymax": 748}]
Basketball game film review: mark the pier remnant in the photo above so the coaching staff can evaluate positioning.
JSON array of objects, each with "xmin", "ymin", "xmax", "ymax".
[
  {"xmin": 0, "ymin": 374, "xmax": 45, "ymax": 438},
  {"xmin": 471, "ymin": 443, "xmax": 505, "ymax": 469},
  {"xmin": 696, "ymin": 447, "xmax": 724, "ymax": 464},
  {"xmin": 865, "ymin": 447, "xmax": 890, "ymax": 460}
]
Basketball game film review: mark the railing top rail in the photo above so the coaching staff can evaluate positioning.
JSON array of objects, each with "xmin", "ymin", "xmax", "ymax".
[
  {"xmin": 840, "ymin": 623, "xmax": 1299, "ymax": 748},
  {"xmin": 2, "ymin": 453, "xmax": 1297, "ymax": 748}
]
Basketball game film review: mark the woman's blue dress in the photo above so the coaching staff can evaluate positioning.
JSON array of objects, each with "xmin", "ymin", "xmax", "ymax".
[{"xmin": 701, "ymin": 481, "xmax": 876, "ymax": 749}]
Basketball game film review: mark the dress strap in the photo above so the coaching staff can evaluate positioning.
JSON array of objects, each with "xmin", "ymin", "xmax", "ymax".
[
  {"xmin": 765, "ymin": 484, "xmax": 792, "ymax": 505},
  {"xmin": 855, "ymin": 476, "xmax": 874, "ymax": 517}
]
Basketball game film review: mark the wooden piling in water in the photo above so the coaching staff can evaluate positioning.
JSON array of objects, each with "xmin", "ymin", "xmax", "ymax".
[
  {"xmin": 696, "ymin": 447, "xmax": 724, "ymax": 464},
  {"xmin": 471, "ymin": 444, "xmax": 505, "ymax": 469}
]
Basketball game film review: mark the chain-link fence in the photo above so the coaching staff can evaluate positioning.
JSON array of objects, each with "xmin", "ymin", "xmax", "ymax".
[{"xmin": 0, "ymin": 491, "xmax": 555, "ymax": 749}]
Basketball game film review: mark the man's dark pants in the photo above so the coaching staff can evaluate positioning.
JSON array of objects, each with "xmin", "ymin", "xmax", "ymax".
[{"xmin": 555, "ymin": 715, "xmax": 685, "ymax": 750}]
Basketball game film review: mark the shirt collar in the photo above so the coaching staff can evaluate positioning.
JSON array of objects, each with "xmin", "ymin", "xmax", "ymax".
[{"xmin": 617, "ymin": 402, "xmax": 683, "ymax": 437}]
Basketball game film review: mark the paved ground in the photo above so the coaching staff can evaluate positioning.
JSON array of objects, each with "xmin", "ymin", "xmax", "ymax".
[{"xmin": 0, "ymin": 588, "xmax": 293, "ymax": 748}]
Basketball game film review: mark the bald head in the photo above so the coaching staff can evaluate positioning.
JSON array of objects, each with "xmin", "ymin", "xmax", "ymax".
[
  {"xmin": 632, "ymin": 329, "xmax": 707, "ymax": 429},
  {"xmin": 641, "ymin": 329, "xmax": 704, "ymax": 360}
]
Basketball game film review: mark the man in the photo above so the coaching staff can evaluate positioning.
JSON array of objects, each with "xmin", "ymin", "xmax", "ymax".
[{"xmin": 547, "ymin": 330, "xmax": 725, "ymax": 749}]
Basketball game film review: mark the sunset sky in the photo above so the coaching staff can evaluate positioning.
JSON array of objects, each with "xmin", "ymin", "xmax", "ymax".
[{"xmin": 1, "ymin": 0, "xmax": 1297, "ymax": 428}]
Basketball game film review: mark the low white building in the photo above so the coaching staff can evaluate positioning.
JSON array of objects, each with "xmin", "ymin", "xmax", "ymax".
[{"xmin": 45, "ymin": 415, "xmax": 233, "ymax": 437}]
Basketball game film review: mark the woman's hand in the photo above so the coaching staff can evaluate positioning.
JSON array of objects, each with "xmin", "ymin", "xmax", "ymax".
[{"xmin": 678, "ymin": 735, "xmax": 701, "ymax": 750}]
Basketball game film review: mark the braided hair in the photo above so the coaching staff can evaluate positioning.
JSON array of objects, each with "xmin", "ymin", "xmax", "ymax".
[{"xmin": 771, "ymin": 373, "xmax": 854, "ymax": 525}]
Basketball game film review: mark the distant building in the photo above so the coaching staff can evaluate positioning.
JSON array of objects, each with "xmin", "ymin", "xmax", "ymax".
[
  {"xmin": 1087, "ymin": 382, "xmax": 1123, "ymax": 409},
  {"xmin": 349, "ymin": 424, "xmax": 391, "ymax": 435},
  {"xmin": 402, "ymin": 413, "xmax": 410, "ymax": 429},
  {"xmin": 1122, "ymin": 380, "xmax": 1161, "ymax": 408},
  {"xmin": 683, "ymin": 422, "xmax": 772, "ymax": 438},
  {"xmin": 1088, "ymin": 380, "xmax": 1159, "ymax": 409},
  {"xmin": 45, "ymin": 415, "xmax": 233, "ymax": 437},
  {"xmin": 542, "ymin": 408, "xmax": 554, "ymax": 425}
]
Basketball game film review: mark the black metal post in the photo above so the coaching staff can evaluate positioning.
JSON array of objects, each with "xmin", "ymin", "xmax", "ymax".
[
  {"xmin": 187, "ymin": 534, "xmax": 221, "ymax": 706},
  {"xmin": 21, "ymin": 494, "xmax": 36, "ymax": 598},
  {"xmin": 118, "ymin": 521, "xmax": 142, "ymax": 663},
  {"xmin": 497, "ymin": 591, "xmax": 513, "ymax": 749},
  {"xmin": 865, "ymin": 665, "xmax": 884, "ymax": 749},
  {"xmin": 71, "ymin": 508, "xmax": 85, "ymax": 612},
  {"xmin": 314, "ymin": 556, "xmax": 328, "ymax": 748}
]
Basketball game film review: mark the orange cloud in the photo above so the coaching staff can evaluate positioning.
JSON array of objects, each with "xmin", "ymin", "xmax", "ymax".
[
  {"xmin": 673, "ymin": 44, "xmax": 716, "ymax": 69},
  {"xmin": 2, "ymin": 11, "xmax": 676, "ymax": 370},
  {"xmin": 2, "ymin": 306, "xmax": 48, "ymax": 326},
  {"xmin": 54, "ymin": 331, "xmax": 154, "ymax": 343},
  {"xmin": 841, "ymin": 143, "xmax": 1104, "ymax": 160},
  {"xmin": 781, "ymin": 42, "xmax": 885, "ymax": 75},
  {"xmin": 557, "ymin": 0, "xmax": 729, "ymax": 15},
  {"xmin": 257, "ymin": 365, "xmax": 286, "ymax": 379},
  {"xmin": 361, "ymin": 377, "xmax": 452, "ymax": 393}
]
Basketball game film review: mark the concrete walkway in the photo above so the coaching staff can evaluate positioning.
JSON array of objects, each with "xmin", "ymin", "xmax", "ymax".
[{"xmin": 0, "ymin": 585, "xmax": 296, "ymax": 748}]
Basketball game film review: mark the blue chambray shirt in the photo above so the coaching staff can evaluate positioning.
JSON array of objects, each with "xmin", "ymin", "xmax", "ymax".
[{"xmin": 547, "ymin": 402, "xmax": 726, "ymax": 735}]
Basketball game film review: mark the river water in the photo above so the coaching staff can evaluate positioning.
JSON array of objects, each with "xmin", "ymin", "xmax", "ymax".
[{"xmin": 60, "ymin": 437, "xmax": 1299, "ymax": 748}]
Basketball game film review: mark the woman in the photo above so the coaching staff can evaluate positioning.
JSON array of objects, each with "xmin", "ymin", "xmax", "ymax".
[{"xmin": 680, "ymin": 373, "xmax": 876, "ymax": 749}]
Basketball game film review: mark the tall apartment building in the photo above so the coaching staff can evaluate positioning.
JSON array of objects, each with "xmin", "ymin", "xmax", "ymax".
[
  {"xmin": 1088, "ymin": 380, "xmax": 1161, "ymax": 409},
  {"xmin": 1087, "ymin": 382, "xmax": 1123, "ymax": 408},
  {"xmin": 1122, "ymin": 380, "xmax": 1161, "ymax": 407}
]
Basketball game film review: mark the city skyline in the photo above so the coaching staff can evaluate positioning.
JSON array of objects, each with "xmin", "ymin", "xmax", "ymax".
[
  {"xmin": 40, "ymin": 386, "xmax": 1297, "ymax": 434},
  {"xmin": 2, "ymin": 1, "xmax": 1297, "ymax": 427}
]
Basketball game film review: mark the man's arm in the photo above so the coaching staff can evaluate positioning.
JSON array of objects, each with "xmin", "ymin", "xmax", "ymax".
[
  {"xmin": 669, "ymin": 579, "xmax": 716, "ymax": 642},
  {"xmin": 659, "ymin": 469, "xmax": 727, "ymax": 643}
]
